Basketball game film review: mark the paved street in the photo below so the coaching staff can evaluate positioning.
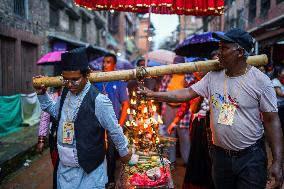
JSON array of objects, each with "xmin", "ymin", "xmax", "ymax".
[
  {"xmin": 0, "ymin": 145, "xmax": 283, "ymax": 189},
  {"xmin": 0, "ymin": 149, "xmax": 186, "ymax": 189},
  {"xmin": 0, "ymin": 150, "xmax": 53, "ymax": 189}
]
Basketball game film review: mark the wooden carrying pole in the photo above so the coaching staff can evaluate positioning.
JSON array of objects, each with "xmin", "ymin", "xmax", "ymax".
[{"xmin": 33, "ymin": 54, "xmax": 268, "ymax": 88}]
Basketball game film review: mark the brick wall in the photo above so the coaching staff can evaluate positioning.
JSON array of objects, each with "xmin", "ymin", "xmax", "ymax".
[
  {"xmin": 0, "ymin": 0, "xmax": 49, "ymax": 38},
  {"xmin": 246, "ymin": 0, "xmax": 284, "ymax": 30}
]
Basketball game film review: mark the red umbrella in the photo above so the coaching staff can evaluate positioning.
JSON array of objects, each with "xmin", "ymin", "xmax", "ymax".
[
  {"xmin": 37, "ymin": 51, "xmax": 67, "ymax": 65},
  {"xmin": 74, "ymin": 0, "xmax": 224, "ymax": 15}
]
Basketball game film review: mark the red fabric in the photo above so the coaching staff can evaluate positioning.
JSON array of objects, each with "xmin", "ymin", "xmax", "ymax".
[
  {"xmin": 74, "ymin": 0, "xmax": 224, "ymax": 15},
  {"xmin": 130, "ymin": 168, "xmax": 170, "ymax": 187},
  {"xmin": 51, "ymin": 150, "xmax": 59, "ymax": 168},
  {"xmin": 279, "ymin": 77, "xmax": 284, "ymax": 85}
]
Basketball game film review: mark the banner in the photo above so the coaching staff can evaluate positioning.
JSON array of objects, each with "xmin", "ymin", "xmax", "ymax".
[
  {"xmin": 0, "ymin": 94, "xmax": 22, "ymax": 137},
  {"xmin": 21, "ymin": 93, "xmax": 41, "ymax": 127}
]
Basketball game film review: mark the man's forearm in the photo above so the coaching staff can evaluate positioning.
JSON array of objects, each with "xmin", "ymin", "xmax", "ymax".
[
  {"xmin": 37, "ymin": 94, "xmax": 58, "ymax": 119},
  {"xmin": 150, "ymin": 88, "xmax": 194, "ymax": 103},
  {"xmin": 265, "ymin": 116, "xmax": 283, "ymax": 163},
  {"xmin": 119, "ymin": 102, "xmax": 129, "ymax": 126}
]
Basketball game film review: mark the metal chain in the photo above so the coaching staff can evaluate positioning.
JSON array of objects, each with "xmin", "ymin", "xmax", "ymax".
[{"xmin": 136, "ymin": 66, "xmax": 149, "ymax": 82}]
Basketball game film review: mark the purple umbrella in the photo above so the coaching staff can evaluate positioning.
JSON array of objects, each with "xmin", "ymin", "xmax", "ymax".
[
  {"xmin": 175, "ymin": 31, "xmax": 223, "ymax": 58},
  {"xmin": 89, "ymin": 56, "xmax": 134, "ymax": 71}
]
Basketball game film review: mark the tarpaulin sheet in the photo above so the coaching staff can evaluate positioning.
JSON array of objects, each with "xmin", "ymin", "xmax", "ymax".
[
  {"xmin": 0, "ymin": 94, "xmax": 22, "ymax": 137},
  {"xmin": 21, "ymin": 93, "xmax": 41, "ymax": 126}
]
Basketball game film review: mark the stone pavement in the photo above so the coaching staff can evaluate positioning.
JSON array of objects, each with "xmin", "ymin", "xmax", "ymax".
[
  {"xmin": 1, "ymin": 149, "xmax": 284, "ymax": 189},
  {"xmin": 171, "ymin": 159, "xmax": 186, "ymax": 189},
  {"xmin": 0, "ymin": 125, "xmax": 185, "ymax": 188},
  {"xmin": 0, "ymin": 150, "xmax": 53, "ymax": 189},
  {"xmin": 0, "ymin": 126, "xmax": 283, "ymax": 189},
  {"xmin": 0, "ymin": 126, "xmax": 39, "ymax": 182},
  {"xmin": 0, "ymin": 149, "xmax": 185, "ymax": 189}
]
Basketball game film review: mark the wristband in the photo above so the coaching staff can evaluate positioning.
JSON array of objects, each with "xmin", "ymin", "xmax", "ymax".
[{"xmin": 38, "ymin": 136, "xmax": 46, "ymax": 144}]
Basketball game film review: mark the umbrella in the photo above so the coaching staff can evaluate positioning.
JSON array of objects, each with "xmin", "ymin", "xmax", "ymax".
[
  {"xmin": 37, "ymin": 51, "xmax": 67, "ymax": 65},
  {"xmin": 89, "ymin": 56, "xmax": 134, "ymax": 71},
  {"xmin": 175, "ymin": 32, "xmax": 223, "ymax": 58},
  {"xmin": 74, "ymin": 0, "xmax": 224, "ymax": 16},
  {"xmin": 185, "ymin": 57, "xmax": 208, "ymax": 63},
  {"xmin": 147, "ymin": 60, "xmax": 163, "ymax": 67},
  {"xmin": 145, "ymin": 49, "xmax": 176, "ymax": 65}
]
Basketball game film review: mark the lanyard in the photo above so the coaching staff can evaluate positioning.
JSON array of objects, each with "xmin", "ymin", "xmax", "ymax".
[
  {"xmin": 102, "ymin": 82, "xmax": 109, "ymax": 95},
  {"xmin": 65, "ymin": 92, "xmax": 83, "ymax": 122},
  {"xmin": 223, "ymin": 66, "xmax": 250, "ymax": 104}
]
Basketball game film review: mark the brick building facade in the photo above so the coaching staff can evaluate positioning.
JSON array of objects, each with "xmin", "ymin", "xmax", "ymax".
[
  {"xmin": 0, "ymin": 0, "xmax": 139, "ymax": 95},
  {"xmin": 245, "ymin": 0, "xmax": 284, "ymax": 66},
  {"xmin": 0, "ymin": 0, "xmax": 48, "ymax": 95},
  {"xmin": 208, "ymin": 0, "xmax": 245, "ymax": 32},
  {"xmin": 178, "ymin": 16, "xmax": 203, "ymax": 42},
  {"xmin": 207, "ymin": 0, "xmax": 284, "ymax": 67}
]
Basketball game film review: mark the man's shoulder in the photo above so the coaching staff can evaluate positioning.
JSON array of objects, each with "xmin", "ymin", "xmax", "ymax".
[
  {"xmin": 204, "ymin": 70, "xmax": 224, "ymax": 78},
  {"xmin": 243, "ymin": 67, "xmax": 274, "ymax": 94},
  {"xmin": 93, "ymin": 82, "xmax": 102, "ymax": 87},
  {"xmin": 250, "ymin": 66, "xmax": 272, "ymax": 85},
  {"xmin": 88, "ymin": 85, "xmax": 101, "ymax": 100},
  {"xmin": 94, "ymin": 93, "xmax": 110, "ymax": 104}
]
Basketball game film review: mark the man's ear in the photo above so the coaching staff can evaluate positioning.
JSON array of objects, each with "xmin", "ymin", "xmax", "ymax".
[
  {"xmin": 238, "ymin": 48, "xmax": 245, "ymax": 58},
  {"xmin": 86, "ymin": 68, "xmax": 91, "ymax": 77}
]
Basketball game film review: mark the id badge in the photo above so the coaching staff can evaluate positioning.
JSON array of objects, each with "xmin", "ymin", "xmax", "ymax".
[
  {"xmin": 218, "ymin": 103, "xmax": 236, "ymax": 126},
  {"xmin": 63, "ymin": 121, "xmax": 74, "ymax": 144}
]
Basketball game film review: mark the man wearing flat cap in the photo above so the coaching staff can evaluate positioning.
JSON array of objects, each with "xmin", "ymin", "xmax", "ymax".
[
  {"xmin": 138, "ymin": 28, "xmax": 284, "ymax": 189},
  {"xmin": 34, "ymin": 47, "xmax": 132, "ymax": 189}
]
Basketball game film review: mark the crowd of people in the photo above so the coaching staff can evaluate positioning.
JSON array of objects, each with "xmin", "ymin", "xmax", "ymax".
[{"xmin": 35, "ymin": 28, "xmax": 284, "ymax": 189}]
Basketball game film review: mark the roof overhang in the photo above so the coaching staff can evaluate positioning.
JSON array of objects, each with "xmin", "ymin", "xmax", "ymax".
[{"xmin": 248, "ymin": 15, "xmax": 284, "ymax": 36}]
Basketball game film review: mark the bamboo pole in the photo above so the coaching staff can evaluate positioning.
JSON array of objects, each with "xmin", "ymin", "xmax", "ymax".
[{"xmin": 33, "ymin": 54, "xmax": 268, "ymax": 88}]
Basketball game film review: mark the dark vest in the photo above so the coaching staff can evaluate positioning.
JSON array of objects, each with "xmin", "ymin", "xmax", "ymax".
[{"xmin": 58, "ymin": 85, "xmax": 106, "ymax": 173}]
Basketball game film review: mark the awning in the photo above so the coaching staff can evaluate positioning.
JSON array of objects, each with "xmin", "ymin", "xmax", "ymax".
[
  {"xmin": 248, "ymin": 15, "xmax": 284, "ymax": 38},
  {"xmin": 48, "ymin": 34, "xmax": 109, "ymax": 56},
  {"xmin": 48, "ymin": 33, "xmax": 89, "ymax": 47}
]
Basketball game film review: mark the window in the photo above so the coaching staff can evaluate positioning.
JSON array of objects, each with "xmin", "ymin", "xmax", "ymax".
[
  {"xmin": 96, "ymin": 29, "xmax": 101, "ymax": 46},
  {"xmin": 230, "ymin": 0, "xmax": 235, "ymax": 5},
  {"xmin": 237, "ymin": 9, "xmax": 244, "ymax": 29},
  {"xmin": 69, "ymin": 17, "xmax": 75, "ymax": 34},
  {"xmin": 108, "ymin": 13, "xmax": 119, "ymax": 34},
  {"xmin": 50, "ymin": 6, "xmax": 59, "ymax": 27},
  {"xmin": 248, "ymin": 0, "xmax": 256, "ymax": 23},
  {"xmin": 14, "ymin": 0, "xmax": 27, "ymax": 18},
  {"xmin": 225, "ymin": 0, "xmax": 235, "ymax": 6},
  {"xmin": 260, "ymin": 0, "xmax": 270, "ymax": 17},
  {"xmin": 81, "ymin": 20, "xmax": 87, "ymax": 41}
]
